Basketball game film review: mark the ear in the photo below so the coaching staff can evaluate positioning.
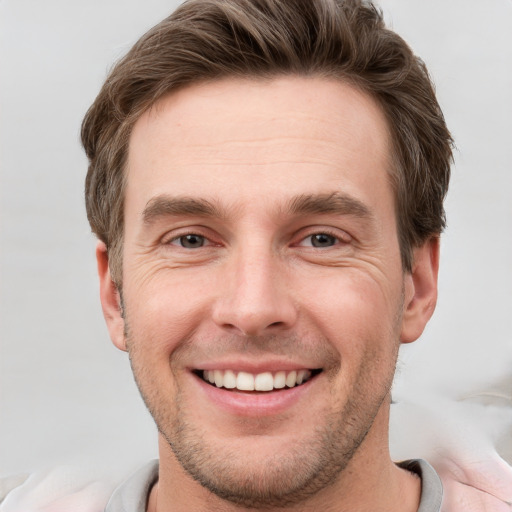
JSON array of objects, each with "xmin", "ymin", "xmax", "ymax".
[
  {"xmin": 400, "ymin": 237, "xmax": 440, "ymax": 344},
  {"xmin": 96, "ymin": 240, "xmax": 127, "ymax": 351}
]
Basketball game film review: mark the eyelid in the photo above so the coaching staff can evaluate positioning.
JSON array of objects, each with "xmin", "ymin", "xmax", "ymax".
[
  {"xmin": 169, "ymin": 234, "xmax": 208, "ymax": 248},
  {"xmin": 294, "ymin": 227, "xmax": 352, "ymax": 247},
  {"xmin": 161, "ymin": 227, "xmax": 218, "ymax": 246},
  {"xmin": 159, "ymin": 225, "xmax": 351, "ymax": 247}
]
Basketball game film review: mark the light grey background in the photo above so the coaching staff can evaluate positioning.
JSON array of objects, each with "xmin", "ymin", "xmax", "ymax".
[{"xmin": 1, "ymin": 0, "xmax": 511, "ymax": 478}]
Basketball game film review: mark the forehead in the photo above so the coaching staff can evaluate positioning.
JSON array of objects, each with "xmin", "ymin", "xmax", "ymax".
[{"xmin": 126, "ymin": 76, "xmax": 393, "ymax": 216}]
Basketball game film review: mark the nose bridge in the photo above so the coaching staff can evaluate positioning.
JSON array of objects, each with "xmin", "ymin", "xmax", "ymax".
[
  {"xmin": 236, "ymin": 243, "xmax": 275, "ymax": 305},
  {"xmin": 213, "ymin": 239, "xmax": 296, "ymax": 336}
]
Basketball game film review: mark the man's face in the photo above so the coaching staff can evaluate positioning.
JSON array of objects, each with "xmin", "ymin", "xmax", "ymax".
[{"xmin": 100, "ymin": 77, "xmax": 430, "ymax": 507}]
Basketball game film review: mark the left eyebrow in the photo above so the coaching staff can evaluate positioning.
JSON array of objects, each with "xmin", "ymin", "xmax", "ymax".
[{"xmin": 285, "ymin": 192, "xmax": 373, "ymax": 220}]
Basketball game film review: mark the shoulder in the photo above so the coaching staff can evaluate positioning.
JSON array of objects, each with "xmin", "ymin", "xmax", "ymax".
[
  {"xmin": 104, "ymin": 460, "xmax": 158, "ymax": 512},
  {"xmin": 0, "ymin": 466, "xmax": 114, "ymax": 512},
  {"xmin": 0, "ymin": 461, "xmax": 159, "ymax": 512}
]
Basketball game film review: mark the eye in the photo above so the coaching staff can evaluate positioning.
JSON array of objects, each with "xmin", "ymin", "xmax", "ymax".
[
  {"xmin": 308, "ymin": 233, "xmax": 337, "ymax": 248},
  {"xmin": 171, "ymin": 234, "xmax": 206, "ymax": 249},
  {"xmin": 295, "ymin": 229, "xmax": 351, "ymax": 249}
]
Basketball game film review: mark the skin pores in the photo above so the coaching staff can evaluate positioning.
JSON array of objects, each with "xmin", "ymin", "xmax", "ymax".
[{"xmin": 98, "ymin": 77, "xmax": 435, "ymax": 510}]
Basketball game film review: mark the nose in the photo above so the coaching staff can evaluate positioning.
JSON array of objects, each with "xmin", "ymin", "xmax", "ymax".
[{"xmin": 211, "ymin": 245, "xmax": 298, "ymax": 336}]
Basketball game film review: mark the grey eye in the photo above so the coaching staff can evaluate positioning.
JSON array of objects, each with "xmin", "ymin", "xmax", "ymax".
[
  {"xmin": 310, "ymin": 233, "xmax": 336, "ymax": 247},
  {"xmin": 179, "ymin": 234, "xmax": 205, "ymax": 248}
]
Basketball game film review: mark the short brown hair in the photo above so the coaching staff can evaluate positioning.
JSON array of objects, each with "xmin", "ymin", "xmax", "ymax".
[{"xmin": 82, "ymin": 0, "xmax": 453, "ymax": 285}]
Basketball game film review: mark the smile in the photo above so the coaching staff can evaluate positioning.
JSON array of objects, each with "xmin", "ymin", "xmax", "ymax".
[{"xmin": 199, "ymin": 369, "xmax": 321, "ymax": 392}]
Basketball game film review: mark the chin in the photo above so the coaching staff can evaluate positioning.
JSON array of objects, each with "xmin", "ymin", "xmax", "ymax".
[{"xmin": 155, "ymin": 395, "xmax": 376, "ymax": 509}]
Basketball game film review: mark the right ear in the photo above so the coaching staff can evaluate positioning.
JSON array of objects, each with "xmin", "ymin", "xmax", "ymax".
[{"xmin": 96, "ymin": 241, "xmax": 127, "ymax": 351}]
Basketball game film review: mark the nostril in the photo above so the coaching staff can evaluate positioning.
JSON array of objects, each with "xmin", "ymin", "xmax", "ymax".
[{"xmin": 211, "ymin": 285, "xmax": 298, "ymax": 336}]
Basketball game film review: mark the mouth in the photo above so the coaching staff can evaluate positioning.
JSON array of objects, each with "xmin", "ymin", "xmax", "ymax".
[{"xmin": 194, "ymin": 368, "xmax": 323, "ymax": 392}]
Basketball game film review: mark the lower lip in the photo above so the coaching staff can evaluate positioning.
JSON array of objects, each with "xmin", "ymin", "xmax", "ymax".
[{"xmin": 192, "ymin": 373, "xmax": 319, "ymax": 417}]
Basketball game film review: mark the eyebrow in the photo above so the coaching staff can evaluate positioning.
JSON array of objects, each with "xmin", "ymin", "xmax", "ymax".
[
  {"xmin": 142, "ymin": 191, "xmax": 373, "ymax": 225},
  {"xmin": 143, "ymin": 196, "xmax": 224, "ymax": 224},
  {"xmin": 286, "ymin": 192, "xmax": 373, "ymax": 220}
]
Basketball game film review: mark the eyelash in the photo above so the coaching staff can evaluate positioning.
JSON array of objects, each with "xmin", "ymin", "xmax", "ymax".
[
  {"xmin": 163, "ymin": 228, "xmax": 351, "ymax": 249},
  {"xmin": 164, "ymin": 230, "xmax": 214, "ymax": 249},
  {"xmin": 296, "ymin": 228, "xmax": 351, "ymax": 248}
]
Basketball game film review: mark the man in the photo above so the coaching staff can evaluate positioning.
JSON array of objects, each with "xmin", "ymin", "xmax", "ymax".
[{"xmin": 81, "ymin": 0, "xmax": 452, "ymax": 510}]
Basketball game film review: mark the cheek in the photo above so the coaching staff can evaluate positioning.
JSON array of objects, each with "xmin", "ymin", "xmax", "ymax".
[
  {"xmin": 299, "ymin": 268, "xmax": 403, "ymax": 338},
  {"xmin": 296, "ymin": 268, "xmax": 403, "ymax": 386},
  {"xmin": 123, "ymin": 270, "xmax": 214, "ymax": 357}
]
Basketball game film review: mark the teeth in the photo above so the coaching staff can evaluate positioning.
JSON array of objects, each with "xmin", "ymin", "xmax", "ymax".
[
  {"xmin": 254, "ymin": 372, "xmax": 273, "ymax": 391},
  {"xmin": 236, "ymin": 372, "xmax": 255, "ymax": 391},
  {"xmin": 273, "ymin": 371, "xmax": 286, "ymax": 389},
  {"xmin": 201, "ymin": 369, "xmax": 313, "ymax": 391},
  {"xmin": 223, "ymin": 370, "xmax": 236, "ymax": 389},
  {"xmin": 285, "ymin": 370, "xmax": 297, "ymax": 388}
]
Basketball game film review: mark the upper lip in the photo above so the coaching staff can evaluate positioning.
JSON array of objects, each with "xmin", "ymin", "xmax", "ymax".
[{"xmin": 190, "ymin": 358, "xmax": 322, "ymax": 373}]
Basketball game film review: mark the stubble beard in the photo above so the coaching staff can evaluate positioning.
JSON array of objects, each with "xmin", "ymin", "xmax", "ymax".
[
  {"xmin": 165, "ymin": 380, "xmax": 393, "ymax": 509},
  {"xmin": 126, "ymin": 339, "xmax": 399, "ymax": 509},
  {"xmin": 122, "ymin": 289, "xmax": 403, "ymax": 509}
]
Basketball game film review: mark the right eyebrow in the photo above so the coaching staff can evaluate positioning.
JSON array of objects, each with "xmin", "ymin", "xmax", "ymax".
[{"xmin": 142, "ymin": 195, "xmax": 224, "ymax": 225}]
